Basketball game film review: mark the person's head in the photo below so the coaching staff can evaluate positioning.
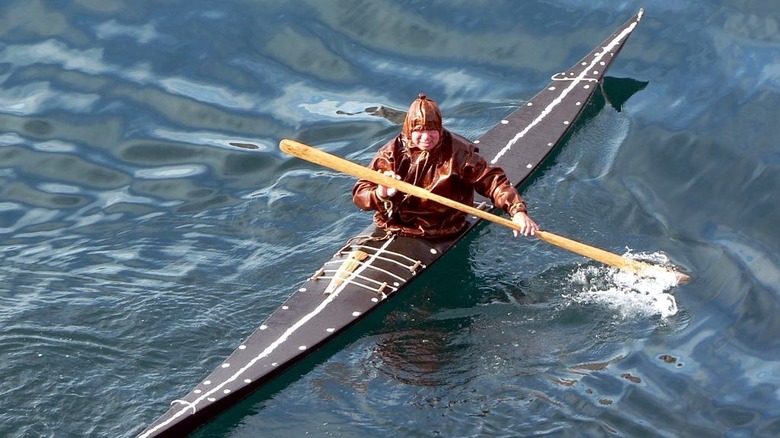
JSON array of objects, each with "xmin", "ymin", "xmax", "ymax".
[{"xmin": 403, "ymin": 93, "xmax": 442, "ymax": 151}]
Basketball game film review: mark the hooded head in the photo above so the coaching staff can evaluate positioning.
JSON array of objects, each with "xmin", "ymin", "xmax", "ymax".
[{"xmin": 402, "ymin": 94, "xmax": 443, "ymax": 141}]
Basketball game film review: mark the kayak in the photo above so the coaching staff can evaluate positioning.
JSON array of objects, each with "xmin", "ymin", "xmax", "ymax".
[{"xmin": 138, "ymin": 9, "xmax": 645, "ymax": 437}]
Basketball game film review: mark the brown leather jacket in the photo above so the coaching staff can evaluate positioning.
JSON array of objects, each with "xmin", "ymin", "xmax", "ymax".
[{"xmin": 352, "ymin": 130, "xmax": 528, "ymax": 238}]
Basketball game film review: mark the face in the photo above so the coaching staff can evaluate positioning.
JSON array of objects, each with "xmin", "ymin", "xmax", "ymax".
[{"xmin": 410, "ymin": 129, "xmax": 440, "ymax": 151}]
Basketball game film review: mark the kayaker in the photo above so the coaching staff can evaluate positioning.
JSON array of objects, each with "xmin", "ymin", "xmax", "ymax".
[{"xmin": 353, "ymin": 93, "xmax": 539, "ymax": 238}]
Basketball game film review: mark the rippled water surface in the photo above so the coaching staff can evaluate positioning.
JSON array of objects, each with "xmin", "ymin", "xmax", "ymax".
[{"xmin": 2, "ymin": 1, "xmax": 779, "ymax": 437}]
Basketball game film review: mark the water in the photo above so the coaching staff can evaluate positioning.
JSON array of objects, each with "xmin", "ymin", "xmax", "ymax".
[{"xmin": 1, "ymin": 1, "xmax": 779, "ymax": 437}]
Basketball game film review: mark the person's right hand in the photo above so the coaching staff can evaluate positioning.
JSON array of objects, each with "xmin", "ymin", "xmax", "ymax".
[
  {"xmin": 511, "ymin": 211, "xmax": 539, "ymax": 237},
  {"xmin": 377, "ymin": 171, "xmax": 401, "ymax": 198}
]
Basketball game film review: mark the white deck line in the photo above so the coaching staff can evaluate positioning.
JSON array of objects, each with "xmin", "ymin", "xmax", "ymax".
[
  {"xmin": 489, "ymin": 15, "xmax": 641, "ymax": 165},
  {"xmin": 324, "ymin": 253, "xmax": 416, "ymax": 276},
  {"xmin": 139, "ymin": 237, "xmax": 398, "ymax": 438},
  {"xmin": 318, "ymin": 274, "xmax": 398, "ymax": 294},
  {"xmin": 316, "ymin": 262, "xmax": 406, "ymax": 290},
  {"xmin": 350, "ymin": 243, "xmax": 422, "ymax": 265}
]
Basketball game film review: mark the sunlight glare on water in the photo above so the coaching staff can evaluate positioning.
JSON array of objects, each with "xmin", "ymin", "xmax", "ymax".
[{"xmin": 565, "ymin": 252, "xmax": 680, "ymax": 319}]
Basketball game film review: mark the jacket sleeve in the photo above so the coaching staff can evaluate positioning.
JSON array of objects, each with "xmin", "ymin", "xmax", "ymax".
[
  {"xmin": 465, "ymin": 148, "xmax": 528, "ymax": 216},
  {"xmin": 352, "ymin": 173, "xmax": 382, "ymax": 211},
  {"xmin": 352, "ymin": 143, "xmax": 398, "ymax": 212}
]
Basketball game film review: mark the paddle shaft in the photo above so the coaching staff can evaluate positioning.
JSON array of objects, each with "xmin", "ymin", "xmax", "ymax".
[{"xmin": 279, "ymin": 139, "xmax": 686, "ymax": 279}]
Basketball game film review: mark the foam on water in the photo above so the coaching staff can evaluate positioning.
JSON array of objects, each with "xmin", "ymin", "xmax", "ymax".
[{"xmin": 564, "ymin": 252, "xmax": 680, "ymax": 319}]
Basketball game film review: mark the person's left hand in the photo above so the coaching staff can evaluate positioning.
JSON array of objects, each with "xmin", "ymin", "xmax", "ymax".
[{"xmin": 511, "ymin": 211, "xmax": 539, "ymax": 237}]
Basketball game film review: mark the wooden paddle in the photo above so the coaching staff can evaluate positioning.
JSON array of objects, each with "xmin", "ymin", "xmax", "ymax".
[{"xmin": 279, "ymin": 139, "xmax": 690, "ymax": 284}]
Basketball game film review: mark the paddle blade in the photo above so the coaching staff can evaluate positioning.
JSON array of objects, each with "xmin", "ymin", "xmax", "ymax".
[{"xmin": 536, "ymin": 231, "xmax": 690, "ymax": 284}]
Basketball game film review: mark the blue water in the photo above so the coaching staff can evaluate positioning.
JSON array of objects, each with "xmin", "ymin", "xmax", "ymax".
[{"xmin": 2, "ymin": 1, "xmax": 779, "ymax": 437}]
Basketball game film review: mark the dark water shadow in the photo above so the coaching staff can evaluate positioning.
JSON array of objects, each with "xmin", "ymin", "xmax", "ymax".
[{"xmin": 517, "ymin": 76, "xmax": 648, "ymax": 193}]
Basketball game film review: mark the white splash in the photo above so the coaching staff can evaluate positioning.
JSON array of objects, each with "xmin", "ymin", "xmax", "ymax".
[{"xmin": 564, "ymin": 252, "xmax": 680, "ymax": 319}]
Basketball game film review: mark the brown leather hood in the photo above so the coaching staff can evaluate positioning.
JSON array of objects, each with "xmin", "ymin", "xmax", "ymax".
[{"xmin": 402, "ymin": 94, "xmax": 443, "ymax": 140}]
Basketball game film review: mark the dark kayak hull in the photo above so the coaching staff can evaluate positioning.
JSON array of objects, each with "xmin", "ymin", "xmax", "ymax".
[{"xmin": 138, "ymin": 9, "xmax": 645, "ymax": 437}]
